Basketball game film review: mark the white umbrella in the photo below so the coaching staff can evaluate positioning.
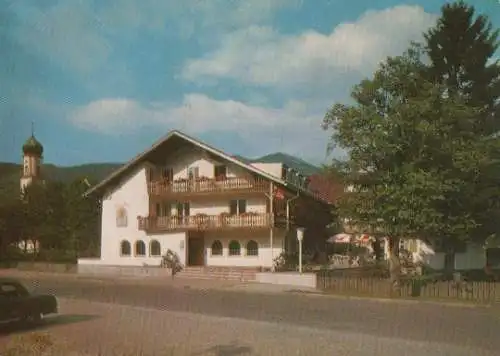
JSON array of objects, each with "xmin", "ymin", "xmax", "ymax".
[{"xmin": 327, "ymin": 233, "xmax": 352, "ymax": 244}]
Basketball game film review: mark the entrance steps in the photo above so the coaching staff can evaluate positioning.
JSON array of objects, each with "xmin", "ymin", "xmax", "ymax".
[{"xmin": 177, "ymin": 266, "xmax": 259, "ymax": 281}]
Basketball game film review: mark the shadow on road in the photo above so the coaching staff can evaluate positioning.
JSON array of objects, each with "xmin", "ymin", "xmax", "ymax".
[
  {"xmin": 0, "ymin": 314, "xmax": 100, "ymax": 336},
  {"xmin": 192, "ymin": 343, "xmax": 253, "ymax": 356}
]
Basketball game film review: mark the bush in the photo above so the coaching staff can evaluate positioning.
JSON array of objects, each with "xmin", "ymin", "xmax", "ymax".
[{"xmin": 160, "ymin": 249, "xmax": 183, "ymax": 277}]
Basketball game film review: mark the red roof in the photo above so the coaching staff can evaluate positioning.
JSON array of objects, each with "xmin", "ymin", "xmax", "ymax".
[{"xmin": 307, "ymin": 173, "xmax": 344, "ymax": 204}]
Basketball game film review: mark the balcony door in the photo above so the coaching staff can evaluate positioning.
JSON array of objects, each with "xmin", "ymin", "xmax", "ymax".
[
  {"xmin": 176, "ymin": 202, "xmax": 190, "ymax": 224},
  {"xmin": 214, "ymin": 165, "xmax": 227, "ymax": 181}
]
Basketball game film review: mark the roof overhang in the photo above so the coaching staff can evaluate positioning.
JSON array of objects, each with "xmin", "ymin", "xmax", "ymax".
[{"xmin": 84, "ymin": 130, "xmax": 332, "ymax": 206}]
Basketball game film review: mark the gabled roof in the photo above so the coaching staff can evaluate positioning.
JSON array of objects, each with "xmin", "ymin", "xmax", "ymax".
[{"xmin": 85, "ymin": 130, "xmax": 331, "ymax": 205}]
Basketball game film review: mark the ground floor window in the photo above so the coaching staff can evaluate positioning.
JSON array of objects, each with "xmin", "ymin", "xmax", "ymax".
[
  {"xmin": 120, "ymin": 240, "xmax": 131, "ymax": 256},
  {"xmin": 229, "ymin": 240, "xmax": 241, "ymax": 256},
  {"xmin": 486, "ymin": 248, "xmax": 500, "ymax": 268},
  {"xmin": 246, "ymin": 240, "xmax": 258, "ymax": 256},
  {"xmin": 135, "ymin": 240, "xmax": 146, "ymax": 256},
  {"xmin": 211, "ymin": 240, "xmax": 223, "ymax": 256},
  {"xmin": 150, "ymin": 240, "xmax": 161, "ymax": 256}
]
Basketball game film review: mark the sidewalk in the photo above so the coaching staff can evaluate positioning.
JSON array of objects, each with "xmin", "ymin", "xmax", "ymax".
[{"xmin": 0, "ymin": 269, "xmax": 320, "ymax": 295}]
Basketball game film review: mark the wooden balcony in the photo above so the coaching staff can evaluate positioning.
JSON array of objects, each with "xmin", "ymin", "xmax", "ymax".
[
  {"xmin": 147, "ymin": 177, "xmax": 269, "ymax": 198},
  {"xmin": 138, "ymin": 213, "xmax": 273, "ymax": 233}
]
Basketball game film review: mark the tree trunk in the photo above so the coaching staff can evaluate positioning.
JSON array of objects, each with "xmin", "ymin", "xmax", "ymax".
[{"xmin": 387, "ymin": 236, "xmax": 401, "ymax": 294}]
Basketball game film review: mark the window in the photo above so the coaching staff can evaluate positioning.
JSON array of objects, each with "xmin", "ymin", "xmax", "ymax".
[
  {"xmin": 229, "ymin": 200, "xmax": 247, "ymax": 215},
  {"xmin": 161, "ymin": 167, "xmax": 173, "ymax": 181},
  {"xmin": 120, "ymin": 240, "xmax": 131, "ymax": 256},
  {"xmin": 214, "ymin": 165, "xmax": 227, "ymax": 180},
  {"xmin": 156, "ymin": 202, "xmax": 172, "ymax": 217},
  {"xmin": 228, "ymin": 240, "xmax": 241, "ymax": 256},
  {"xmin": 116, "ymin": 207, "xmax": 128, "ymax": 227},
  {"xmin": 0, "ymin": 282, "xmax": 28, "ymax": 297},
  {"xmin": 135, "ymin": 240, "xmax": 146, "ymax": 256},
  {"xmin": 246, "ymin": 240, "xmax": 258, "ymax": 256},
  {"xmin": 150, "ymin": 240, "xmax": 161, "ymax": 256},
  {"xmin": 176, "ymin": 202, "xmax": 190, "ymax": 217},
  {"xmin": 188, "ymin": 166, "xmax": 199, "ymax": 180},
  {"xmin": 211, "ymin": 240, "xmax": 223, "ymax": 256},
  {"xmin": 486, "ymin": 248, "xmax": 500, "ymax": 268}
]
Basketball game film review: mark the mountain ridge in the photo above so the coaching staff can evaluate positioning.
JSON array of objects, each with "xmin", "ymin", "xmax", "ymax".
[{"xmin": 0, "ymin": 152, "xmax": 321, "ymax": 198}]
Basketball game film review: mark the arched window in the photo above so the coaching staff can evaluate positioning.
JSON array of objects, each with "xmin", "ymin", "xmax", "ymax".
[
  {"xmin": 246, "ymin": 240, "xmax": 258, "ymax": 256},
  {"xmin": 211, "ymin": 240, "xmax": 223, "ymax": 256},
  {"xmin": 135, "ymin": 240, "xmax": 146, "ymax": 256},
  {"xmin": 120, "ymin": 240, "xmax": 131, "ymax": 256},
  {"xmin": 228, "ymin": 240, "xmax": 241, "ymax": 256},
  {"xmin": 150, "ymin": 240, "xmax": 161, "ymax": 256},
  {"xmin": 116, "ymin": 207, "xmax": 128, "ymax": 227}
]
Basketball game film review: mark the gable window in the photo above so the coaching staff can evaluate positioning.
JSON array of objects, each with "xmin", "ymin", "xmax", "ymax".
[
  {"xmin": 188, "ymin": 166, "xmax": 199, "ymax": 180},
  {"xmin": 176, "ymin": 202, "xmax": 190, "ymax": 217},
  {"xmin": 116, "ymin": 207, "xmax": 128, "ymax": 227},
  {"xmin": 229, "ymin": 200, "xmax": 247, "ymax": 215},
  {"xmin": 161, "ymin": 167, "xmax": 173, "ymax": 181},
  {"xmin": 214, "ymin": 165, "xmax": 227, "ymax": 181}
]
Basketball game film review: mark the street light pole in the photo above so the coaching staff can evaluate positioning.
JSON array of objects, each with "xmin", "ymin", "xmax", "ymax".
[{"xmin": 297, "ymin": 227, "xmax": 305, "ymax": 274}]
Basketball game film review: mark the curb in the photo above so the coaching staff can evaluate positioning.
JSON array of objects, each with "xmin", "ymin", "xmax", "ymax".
[{"xmin": 2, "ymin": 270, "xmax": 495, "ymax": 309}]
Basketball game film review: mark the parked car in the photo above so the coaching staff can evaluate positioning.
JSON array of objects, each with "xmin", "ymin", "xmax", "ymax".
[{"xmin": 0, "ymin": 278, "xmax": 57, "ymax": 325}]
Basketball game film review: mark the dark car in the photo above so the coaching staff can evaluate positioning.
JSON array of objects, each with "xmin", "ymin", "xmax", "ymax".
[{"xmin": 0, "ymin": 278, "xmax": 57, "ymax": 325}]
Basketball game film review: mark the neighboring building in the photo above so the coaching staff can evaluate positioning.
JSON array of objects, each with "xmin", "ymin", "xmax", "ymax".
[
  {"xmin": 339, "ymin": 183, "xmax": 487, "ymax": 271},
  {"xmin": 79, "ymin": 130, "xmax": 333, "ymax": 270}
]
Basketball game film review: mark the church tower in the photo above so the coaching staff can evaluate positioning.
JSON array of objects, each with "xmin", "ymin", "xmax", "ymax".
[{"xmin": 20, "ymin": 123, "xmax": 44, "ymax": 192}]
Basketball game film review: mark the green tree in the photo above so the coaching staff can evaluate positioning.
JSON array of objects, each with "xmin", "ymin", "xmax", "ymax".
[
  {"xmin": 0, "ymin": 196, "xmax": 25, "ymax": 261},
  {"xmin": 423, "ymin": 1, "xmax": 500, "ymax": 267},
  {"xmin": 424, "ymin": 0, "xmax": 500, "ymax": 136},
  {"xmin": 62, "ymin": 178, "xmax": 101, "ymax": 258},
  {"xmin": 323, "ymin": 46, "xmax": 496, "ymax": 285}
]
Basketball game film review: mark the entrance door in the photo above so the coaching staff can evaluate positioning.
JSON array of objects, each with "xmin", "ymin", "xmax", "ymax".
[{"xmin": 188, "ymin": 233, "xmax": 205, "ymax": 266}]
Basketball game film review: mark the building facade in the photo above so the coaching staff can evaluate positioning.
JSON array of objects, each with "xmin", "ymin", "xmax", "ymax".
[{"xmin": 79, "ymin": 130, "xmax": 332, "ymax": 270}]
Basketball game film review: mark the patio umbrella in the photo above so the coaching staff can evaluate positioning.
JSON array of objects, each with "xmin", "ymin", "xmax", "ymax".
[{"xmin": 327, "ymin": 233, "xmax": 352, "ymax": 244}]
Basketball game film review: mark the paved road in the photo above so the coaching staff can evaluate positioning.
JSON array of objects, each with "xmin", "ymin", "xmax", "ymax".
[{"xmin": 11, "ymin": 276, "xmax": 500, "ymax": 355}]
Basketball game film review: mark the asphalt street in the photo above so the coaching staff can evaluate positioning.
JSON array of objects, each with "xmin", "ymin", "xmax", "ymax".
[{"xmin": 14, "ymin": 276, "xmax": 500, "ymax": 354}]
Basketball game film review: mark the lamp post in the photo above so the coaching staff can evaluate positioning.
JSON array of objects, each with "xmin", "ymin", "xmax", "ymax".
[{"xmin": 297, "ymin": 227, "xmax": 305, "ymax": 274}]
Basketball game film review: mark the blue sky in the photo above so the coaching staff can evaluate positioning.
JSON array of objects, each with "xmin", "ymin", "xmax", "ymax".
[{"xmin": 1, "ymin": 0, "xmax": 499, "ymax": 166}]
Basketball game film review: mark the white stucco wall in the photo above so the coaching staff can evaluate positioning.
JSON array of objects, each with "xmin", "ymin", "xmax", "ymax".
[
  {"xmin": 204, "ymin": 230, "xmax": 284, "ymax": 268},
  {"xmin": 455, "ymin": 244, "xmax": 485, "ymax": 270},
  {"xmin": 165, "ymin": 150, "xmax": 252, "ymax": 181},
  {"xmin": 250, "ymin": 163, "xmax": 283, "ymax": 179},
  {"xmin": 92, "ymin": 164, "xmax": 186, "ymax": 267},
  {"xmin": 381, "ymin": 238, "xmax": 485, "ymax": 271},
  {"xmin": 88, "ymin": 149, "xmax": 277, "ymax": 268}
]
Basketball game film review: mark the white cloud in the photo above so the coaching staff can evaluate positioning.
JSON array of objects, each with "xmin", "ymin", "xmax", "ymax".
[
  {"xmin": 69, "ymin": 94, "xmax": 332, "ymax": 162},
  {"xmin": 9, "ymin": 0, "xmax": 295, "ymax": 77},
  {"xmin": 182, "ymin": 5, "xmax": 437, "ymax": 88}
]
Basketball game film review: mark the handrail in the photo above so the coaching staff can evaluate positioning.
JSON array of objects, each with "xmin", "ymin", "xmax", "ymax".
[{"xmin": 138, "ymin": 213, "xmax": 272, "ymax": 231}]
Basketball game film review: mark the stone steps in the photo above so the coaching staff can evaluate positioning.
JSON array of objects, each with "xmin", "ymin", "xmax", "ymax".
[{"xmin": 177, "ymin": 267, "xmax": 258, "ymax": 281}]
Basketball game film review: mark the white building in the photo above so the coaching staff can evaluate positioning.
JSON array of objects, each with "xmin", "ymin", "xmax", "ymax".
[{"xmin": 78, "ymin": 130, "xmax": 332, "ymax": 271}]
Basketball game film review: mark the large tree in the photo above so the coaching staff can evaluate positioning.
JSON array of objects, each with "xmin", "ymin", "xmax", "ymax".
[
  {"xmin": 424, "ymin": 0, "xmax": 500, "ymax": 136},
  {"xmin": 323, "ymin": 45, "xmax": 498, "ymax": 284},
  {"xmin": 423, "ymin": 1, "xmax": 500, "ymax": 265}
]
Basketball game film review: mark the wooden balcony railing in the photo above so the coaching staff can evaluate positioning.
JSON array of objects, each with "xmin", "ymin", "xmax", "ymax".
[
  {"xmin": 138, "ymin": 213, "xmax": 272, "ymax": 232},
  {"xmin": 147, "ymin": 177, "xmax": 269, "ymax": 197}
]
